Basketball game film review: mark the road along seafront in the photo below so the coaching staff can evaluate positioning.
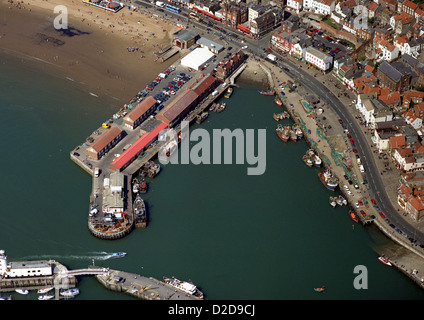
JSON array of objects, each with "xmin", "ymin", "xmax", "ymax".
[{"xmin": 254, "ymin": 57, "xmax": 424, "ymax": 290}]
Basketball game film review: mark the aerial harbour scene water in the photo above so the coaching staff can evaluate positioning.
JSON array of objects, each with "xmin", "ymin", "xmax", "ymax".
[{"xmin": 2, "ymin": 0, "xmax": 424, "ymax": 308}]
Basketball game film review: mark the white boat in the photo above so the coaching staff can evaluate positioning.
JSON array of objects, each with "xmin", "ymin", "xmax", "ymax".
[
  {"xmin": 60, "ymin": 288, "xmax": 79, "ymax": 297},
  {"xmin": 0, "ymin": 296, "xmax": 12, "ymax": 300},
  {"xmin": 15, "ymin": 289, "xmax": 29, "ymax": 295},
  {"xmin": 314, "ymin": 155, "xmax": 322, "ymax": 167},
  {"xmin": 378, "ymin": 257, "xmax": 392, "ymax": 266},
  {"xmin": 37, "ymin": 287, "xmax": 53, "ymax": 294},
  {"xmin": 163, "ymin": 276, "xmax": 204, "ymax": 299},
  {"xmin": 38, "ymin": 294, "xmax": 54, "ymax": 300}
]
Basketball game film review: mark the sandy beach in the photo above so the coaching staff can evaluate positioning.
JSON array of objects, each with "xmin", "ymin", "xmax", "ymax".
[{"xmin": 0, "ymin": 0, "xmax": 180, "ymax": 103}]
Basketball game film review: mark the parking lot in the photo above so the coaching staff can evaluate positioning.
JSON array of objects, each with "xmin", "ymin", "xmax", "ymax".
[{"xmin": 308, "ymin": 27, "xmax": 352, "ymax": 60}]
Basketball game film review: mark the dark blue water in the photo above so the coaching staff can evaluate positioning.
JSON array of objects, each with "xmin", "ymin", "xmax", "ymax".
[{"xmin": 1, "ymin": 50, "xmax": 424, "ymax": 300}]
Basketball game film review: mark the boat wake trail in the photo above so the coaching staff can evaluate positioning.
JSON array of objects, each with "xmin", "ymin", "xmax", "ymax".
[{"xmin": 18, "ymin": 252, "xmax": 116, "ymax": 261}]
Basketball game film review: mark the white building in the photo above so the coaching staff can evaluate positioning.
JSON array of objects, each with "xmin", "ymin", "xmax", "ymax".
[
  {"xmin": 0, "ymin": 250, "xmax": 52, "ymax": 278},
  {"xmin": 287, "ymin": 0, "xmax": 303, "ymax": 13},
  {"xmin": 304, "ymin": 0, "xmax": 335, "ymax": 15},
  {"xmin": 305, "ymin": 47, "xmax": 333, "ymax": 71},
  {"xmin": 356, "ymin": 96, "xmax": 393, "ymax": 128},
  {"xmin": 181, "ymin": 47, "xmax": 215, "ymax": 71}
]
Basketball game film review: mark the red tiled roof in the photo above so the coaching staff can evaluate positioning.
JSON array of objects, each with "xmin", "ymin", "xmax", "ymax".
[
  {"xmin": 390, "ymin": 135, "xmax": 406, "ymax": 149},
  {"xmin": 109, "ymin": 122, "xmax": 167, "ymax": 171}
]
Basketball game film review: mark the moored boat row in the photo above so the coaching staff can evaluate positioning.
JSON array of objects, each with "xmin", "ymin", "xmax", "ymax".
[
  {"xmin": 302, "ymin": 149, "xmax": 321, "ymax": 167},
  {"xmin": 329, "ymin": 195, "xmax": 347, "ymax": 208},
  {"xmin": 273, "ymin": 111, "xmax": 290, "ymax": 121},
  {"xmin": 275, "ymin": 124, "xmax": 303, "ymax": 143}
]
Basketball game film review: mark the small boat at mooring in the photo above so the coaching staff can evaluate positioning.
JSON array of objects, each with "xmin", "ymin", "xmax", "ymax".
[
  {"xmin": 224, "ymin": 87, "xmax": 233, "ymax": 98},
  {"xmin": 349, "ymin": 210, "xmax": 358, "ymax": 222},
  {"xmin": 15, "ymin": 289, "xmax": 28, "ymax": 295},
  {"xmin": 215, "ymin": 103, "xmax": 226, "ymax": 113},
  {"xmin": 378, "ymin": 256, "xmax": 392, "ymax": 266},
  {"xmin": 196, "ymin": 112, "xmax": 208, "ymax": 124},
  {"xmin": 274, "ymin": 96, "xmax": 282, "ymax": 106},
  {"xmin": 139, "ymin": 179, "xmax": 147, "ymax": 194},
  {"xmin": 259, "ymin": 90, "xmax": 275, "ymax": 95},
  {"xmin": 37, "ymin": 287, "xmax": 53, "ymax": 294},
  {"xmin": 60, "ymin": 288, "xmax": 79, "ymax": 298}
]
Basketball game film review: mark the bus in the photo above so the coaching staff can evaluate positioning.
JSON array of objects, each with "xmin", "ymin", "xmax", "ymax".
[
  {"xmin": 164, "ymin": 4, "xmax": 181, "ymax": 13},
  {"xmin": 189, "ymin": 12, "xmax": 201, "ymax": 21}
]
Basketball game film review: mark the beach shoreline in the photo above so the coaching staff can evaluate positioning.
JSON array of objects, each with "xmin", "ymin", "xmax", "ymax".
[{"xmin": 0, "ymin": 0, "xmax": 180, "ymax": 103}]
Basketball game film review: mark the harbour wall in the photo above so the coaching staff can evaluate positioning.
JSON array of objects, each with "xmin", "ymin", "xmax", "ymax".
[{"xmin": 0, "ymin": 261, "xmax": 77, "ymax": 293}]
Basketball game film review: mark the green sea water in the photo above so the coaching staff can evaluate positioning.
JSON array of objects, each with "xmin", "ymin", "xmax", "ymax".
[{"xmin": 1, "ymin": 50, "xmax": 424, "ymax": 300}]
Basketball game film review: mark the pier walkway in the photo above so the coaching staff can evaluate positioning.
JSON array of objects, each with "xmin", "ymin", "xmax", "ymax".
[
  {"xmin": 63, "ymin": 267, "xmax": 110, "ymax": 277},
  {"xmin": 95, "ymin": 269, "xmax": 201, "ymax": 300}
]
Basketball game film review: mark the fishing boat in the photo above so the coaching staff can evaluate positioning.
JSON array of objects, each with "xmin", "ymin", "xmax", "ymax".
[
  {"xmin": 15, "ymin": 289, "xmax": 28, "ymax": 295},
  {"xmin": 139, "ymin": 179, "xmax": 147, "ymax": 194},
  {"xmin": 329, "ymin": 197, "xmax": 337, "ymax": 208},
  {"xmin": 302, "ymin": 155, "xmax": 313, "ymax": 167},
  {"xmin": 159, "ymin": 140, "xmax": 178, "ymax": 163},
  {"xmin": 290, "ymin": 128, "xmax": 297, "ymax": 142},
  {"xmin": 132, "ymin": 180, "xmax": 140, "ymax": 194},
  {"xmin": 314, "ymin": 286, "xmax": 325, "ymax": 293},
  {"xmin": 337, "ymin": 195, "xmax": 347, "ymax": 206},
  {"xmin": 378, "ymin": 257, "xmax": 392, "ymax": 266},
  {"xmin": 163, "ymin": 277, "xmax": 204, "ymax": 299},
  {"xmin": 37, "ymin": 287, "xmax": 53, "ymax": 294},
  {"xmin": 60, "ymin": 288, "xmax": 79, "ymax": 298},
  {"xmin": 258, "ymin": 90, "xmax": 275, "ymax": 95},
  {"xmin": 318, "ymin": 170, "xmax": 338, "ymax": 191},
  {"xmin": 224, "ymin": 87, "xmax": 233, "ymax": 98},
  {"xmin": 209, "ymin": 103, "xmax": 216, "ymax": 112},
  {"xmin": 215, "ymin": 103, "xmax": 226, "ymax": 113},
  {"xmin": 296, "ymin": 127, "xmax": 303, "ymax": 139},
  {"xmin": 314, "ymin": 155, "xmax": 322, "ymax": 167},
  {"xmin": 273, "ymin": 113, "xmax": 282, "ymax": 121},
  {"xmin": 148, "ymin": 162, "xmax": 160, "ymax": 178},
  {"xmin": 111, "ymin": 252, "xmax": 127, "ymax": 258},
  {"xmin": 0, "ymin": 296, "xmax": 12, "ymax": 300},
  {"xmin": 196, "ymin": 112, "xmax": 208, "ymax": 124},
  {"xmin": 38, "ymin": 294, "xmax": 54, "ymax": 300},
  {"xmin": 274, "ymin": 96, "xmax": 282, "ymax": 106},
  {"xmin": 276, "ymin": 124, "xmax": 289, "ymax": 142},
  {"xmin": 349, "ymin": 210, "xmax": 358, "ymax": 222},
  {"xmin": 134, "ymin": 195, "xmax": 147, "ymax": 228},
  {"xmin": 141, "ymin": 161, "xmax": 161, "ymax": 178}
]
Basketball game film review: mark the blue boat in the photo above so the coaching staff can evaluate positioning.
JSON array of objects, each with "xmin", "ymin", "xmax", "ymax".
[{"xmin": 111, "ymin": 252, "xmax": 126, "ymax": 258}]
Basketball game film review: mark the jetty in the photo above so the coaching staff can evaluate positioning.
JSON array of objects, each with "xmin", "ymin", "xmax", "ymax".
[
  {"xmin": 70, "ymin": 52, "xmax": 244, "ymax": 239},
  {"xmin": 95, "ymin": 269, "xmax": 202, "ymax": 300}
]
